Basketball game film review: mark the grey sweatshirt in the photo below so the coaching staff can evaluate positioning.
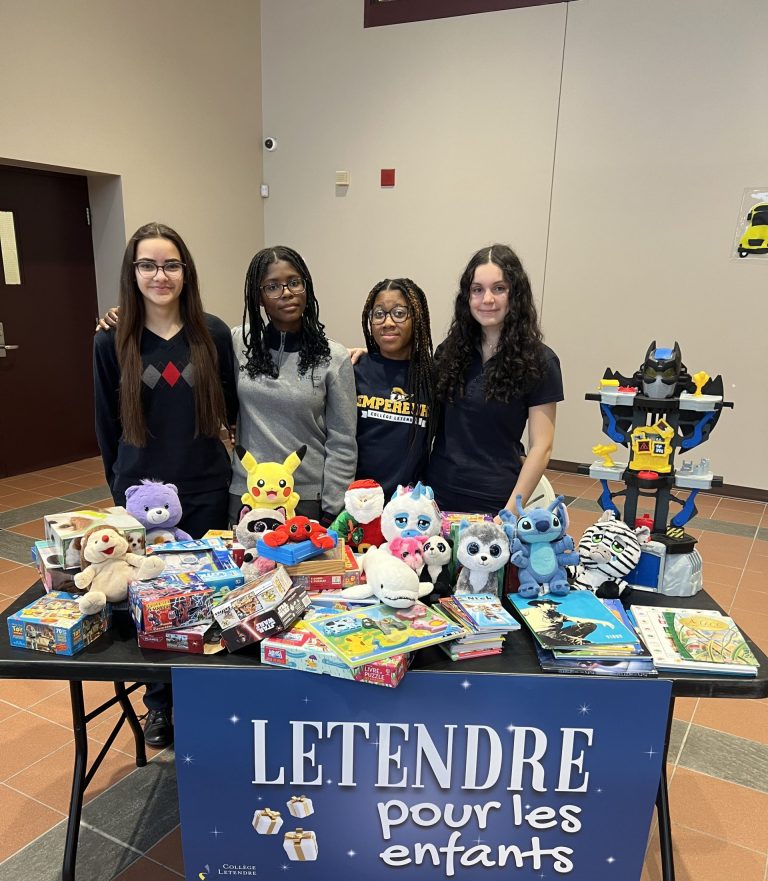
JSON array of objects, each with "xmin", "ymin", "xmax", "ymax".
[{"xmin": 230, "ymin": 324, "xmax": 358, "ymax": 517}]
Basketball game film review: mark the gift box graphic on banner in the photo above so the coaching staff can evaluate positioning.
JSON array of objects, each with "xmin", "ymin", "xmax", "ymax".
[{"xmin": 173, "ymin": 668, "xmax": 671, "ymax": 880}]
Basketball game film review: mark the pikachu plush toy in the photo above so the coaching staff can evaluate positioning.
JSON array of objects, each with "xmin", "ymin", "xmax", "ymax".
[{"xmin": 236, "ymin": 445, "xmax": 306, "ymax": 519}]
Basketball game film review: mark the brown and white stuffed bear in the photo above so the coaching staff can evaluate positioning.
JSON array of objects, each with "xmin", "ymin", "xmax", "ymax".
[{"xmin": 74, "ymin": 525, "xmax": 165, "ymax": 614}]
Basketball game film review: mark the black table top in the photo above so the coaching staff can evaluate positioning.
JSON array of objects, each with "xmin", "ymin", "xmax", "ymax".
[{"xmin": 2, "ymin": 584, "xmax": 767, "ymax": 700}]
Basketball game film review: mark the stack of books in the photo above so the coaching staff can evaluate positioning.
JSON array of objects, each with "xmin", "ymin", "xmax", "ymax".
[
  {"xmin": 510, "ymin": 590, "xmax": 656, "ymax": 676},
  {"xmin": 629, "ymin": 605, "xmax": 758, "ymax": 677},
  {"xmin": 438, "ymin": 593, "xmax": 520, "ymax": 660}
]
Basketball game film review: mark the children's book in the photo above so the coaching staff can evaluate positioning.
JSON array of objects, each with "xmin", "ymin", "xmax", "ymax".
[
  {"xmin": 306, "ymin": 601, "xmax": 467, "ymax": 668},
  {"xmin": 534, "ymin": 644, "xmax": 657, "ymax": 677},
  {"xmin": 509, "ymin": 590, "xmax": 638, "ymax": 650},
  {"xmin": 440, "ymin": 593, "xmax": 520, "ymax": 634},
  {"xmin": 629, "ymin": 606, "xmax": 758, "ymax": 676},
  {"xmin": 551, "ymin": 598, "xmax": 652, "ymax": 660}
]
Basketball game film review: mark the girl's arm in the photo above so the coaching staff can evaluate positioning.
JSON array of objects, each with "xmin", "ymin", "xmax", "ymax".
[
  {"xmin": 320, "ymin": 353, "xmax": 358, "ymax": 520},
  {"xmin": 93, "ymin": 331, "xmax": 122, "ymax": 491},
  {"xmin": 504, "ymin": 402, "xmax": 557, "ymax": 510}
]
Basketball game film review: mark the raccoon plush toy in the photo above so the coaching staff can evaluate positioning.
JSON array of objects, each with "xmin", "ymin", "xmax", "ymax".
[{"xmin": 455, "ymin": 521, "xmax": 511, "ymax": 594}]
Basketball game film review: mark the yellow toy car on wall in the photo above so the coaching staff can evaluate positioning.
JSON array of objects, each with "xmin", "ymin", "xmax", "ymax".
[{"xmin": 737, "ymin": 202, "xmax": 768, "ymax": 257}]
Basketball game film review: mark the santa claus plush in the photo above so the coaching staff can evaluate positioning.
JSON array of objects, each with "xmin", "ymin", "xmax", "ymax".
[{"xmin": 330, "ymin": 479, "xmax": 385, "ymax": 551}]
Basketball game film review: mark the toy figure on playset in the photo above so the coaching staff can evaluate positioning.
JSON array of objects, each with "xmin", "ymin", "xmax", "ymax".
[
  {"xmin": 502, "ymin": 495, "xmax": 574, "ymax": 600},
  {"xmin": 236, "ymin": 444, "xmax": 306, "ymax": 520},
  {"xmin": 584, "ymin": 340, "xmax": 733, "ymax": 552},
  {"xmin": 330, "ymin": 479, "xmax": 385, "ymax": 551}
]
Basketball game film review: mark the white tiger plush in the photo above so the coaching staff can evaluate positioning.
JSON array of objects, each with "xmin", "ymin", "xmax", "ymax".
[{"xmin": 572, "ymin": 511, "xmax": 649, "ymax": 598}]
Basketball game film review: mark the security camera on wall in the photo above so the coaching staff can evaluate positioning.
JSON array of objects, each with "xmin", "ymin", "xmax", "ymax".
[{"xmin": 264, "ymin": 137, "xmax": 278, "ymax": 151}]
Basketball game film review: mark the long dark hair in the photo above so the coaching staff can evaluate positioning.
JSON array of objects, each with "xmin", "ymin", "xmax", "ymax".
[
  {"xmin": 241, "ymin": 246, "xmax": 330, "ymax": 378},
  {"xmin": 116, "ymin": 222, "xmax": 227, "ymax": 446},
  {"xmin": 434, "ymin": 244, "xmax": 546, "ymax": 403},
  {"xmin": 361, "ymin": 278, "xmax": 434, "ymax": 442}
]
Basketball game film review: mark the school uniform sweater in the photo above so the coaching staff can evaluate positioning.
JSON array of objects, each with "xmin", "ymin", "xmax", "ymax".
[
  {"xmin": 93, "ymin": 314, "xmax": 237, "ymax": 498},
  {"xmin": 230, "ymin": 324, "xmax": 357, "ymax": 518}
]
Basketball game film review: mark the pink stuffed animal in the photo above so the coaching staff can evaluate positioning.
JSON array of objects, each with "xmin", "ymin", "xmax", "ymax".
[{"xmin": 388, "ymin": 535, "xmax": 428, "ymax": 575}]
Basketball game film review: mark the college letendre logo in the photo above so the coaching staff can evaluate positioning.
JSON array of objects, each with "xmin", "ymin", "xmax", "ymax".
[{"xmin": 199, "ymin": 862, "xmax": 259, "ymax": 878}]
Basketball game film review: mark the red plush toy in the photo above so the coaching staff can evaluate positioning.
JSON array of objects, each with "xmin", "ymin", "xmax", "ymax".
[{"xmin": 262, "ymin": 516, "xmax": 335, "ymax": 550}]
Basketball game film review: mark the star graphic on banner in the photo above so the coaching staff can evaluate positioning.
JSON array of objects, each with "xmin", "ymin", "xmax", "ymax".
[
  {"xmin": 347, "ymin": 850, "xmax": 356, "ymax": 858},
  {"xmin": 182, "ymin": 754, "xmax": 194, "ymax": 765},
  {"xmin": 577, "ymin": 703, "xmax": 591, "ymax": 716},
  {"xmin": 473, "ymin": 837, "xmax": 484, "ymax": 846},
  {"xmin": 461, "ymin": 680, "xmax": 471, "ymax": 690},
  {"xmin": 607, "ymin": 856, "xmax": 616, "ymax": 864},
  {"xmin": 645, "ymin": 747, "xmax": 658, "ymax": 759},
  {"xmin": 303, "ymin": 696, "xmax": 311, "ymax": 705},
  {"xmin": 596, "ymin": 788, "xmax": 603, "ymax": 794},
  {"xmin": 229, "ymin": 715, "xmax": 240, "ymax": 725},
  {"xmin": 506, "ymin": 724, "xmax": 515, "ymax": 733},
  {"xmin": 279, "ymin": 864, "xmax": 290, "ymax": 872},
  {"xmin": 210, "ymin": 828, "xmax": 222, "ymax": 838},
  {"xmin": 326, "ymin": 779, "xmax": 333, "ymax": 785}
]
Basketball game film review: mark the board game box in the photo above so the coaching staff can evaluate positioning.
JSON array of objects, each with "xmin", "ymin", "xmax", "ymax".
[
  {"xmin": 8, "ymin": 591, "xmax": 111, "ymax": 656},
  {"xmin": 128, "ymin": 573, "xmax": 214, "ymax": 633},
  {"xmin": 219, "ymin": 585, "xmax": 311, "ymax": 652},
  {"xmin": 146, "ymin": 538, "xmax": 244, "ymax": 599},
  {"xmin": 44, "ymin": 506, "xmax": 145, "ymax": 565},
  {"xmin": 211, "ymin": 566, "xmax": 293, "ymax": 631}
]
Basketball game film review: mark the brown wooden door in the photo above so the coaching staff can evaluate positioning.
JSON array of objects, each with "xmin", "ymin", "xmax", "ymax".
[{"xmin": 0, "ymin": 165, "xmax": 100, "ymax": 477}]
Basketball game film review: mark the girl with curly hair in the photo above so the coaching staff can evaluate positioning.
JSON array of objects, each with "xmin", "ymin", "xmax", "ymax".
[
  {"xmin": 230, "ymin": 246, "xmax": 357, "ymax": 524},
  {"xmin": 426, "ymin": 244, "xmax": 563, "ymax": 515},
  {"xmin": 354, "ymin": 278, "xmax": 434, "ymax": 497}
]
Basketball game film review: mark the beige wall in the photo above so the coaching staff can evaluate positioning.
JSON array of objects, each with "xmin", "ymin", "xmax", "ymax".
[
  {"xmin": 0, "ymin": 0, "xmax": 264, "ymax": 326},
  {"xmin": 261, "ymin": 0, "xmax": 767, "ymax": 491}
]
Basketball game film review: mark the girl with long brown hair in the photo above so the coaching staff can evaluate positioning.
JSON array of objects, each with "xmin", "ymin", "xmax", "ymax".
[{"xmin": 93, "ymin": 222, "xmax": 237, "ymax": 747}]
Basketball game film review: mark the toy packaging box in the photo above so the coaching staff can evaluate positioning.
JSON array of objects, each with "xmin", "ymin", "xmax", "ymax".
[
  {"xmin": 288, "ymin": 542, "xmax": 363, "ymax": 591},
  {"xmin": 128, "ymin": 573, "xmax": 214, "ymax": 633},
  {"xmin": 261, "ymin": 623, "xmax": 409, "ymax": 687},
  {"xmin": 211, "ymin": 566, "xmax": 293, "ymax": 630},
  {"xmin": 32, "ymin": 540, "xmax": 79, "ymax": 593},
  {"xmin": 44, "ymin": 506, "xmax": 146, "ymax": 565},
  {"xmin": 146, "ymin": 538, "xmax": 244, "ymax": 600},
  {"xmin": 8, "ymin": 591, "xmax": 111, "ymax": 656},
  {"xmin": 219, "ymin": 585, "xmax": 311, "ymax": 653},
  {"xmin": 440, "ymin": 511, "xmax": 493, "ymax": 539},
  {"xmin": 137, "ymin": 621, "xmax": 224, "ymax": 655},
  {"xmin": 202, "ymin": 529, "xmax": 245, "ymax": 566}
]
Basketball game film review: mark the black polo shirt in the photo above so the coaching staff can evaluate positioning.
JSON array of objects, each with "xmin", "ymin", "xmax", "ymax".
[{"xmin": 426, "ymin": 344, "xmax": 563, "ymax": 514}]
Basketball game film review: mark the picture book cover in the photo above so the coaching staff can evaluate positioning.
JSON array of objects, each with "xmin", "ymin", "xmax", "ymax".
[
  {"xmin": 441, "ymin": 593, "xmax": 519, "ymax": 632},
  {"xmin": 664, "ymin": 609, "xmax": 758, "ymax": 669},
  {"xmin": 509, "ymin": 590, "xmax": 638, "ymax": 650},
  {"xmin": 629, "ymin": 606, "xmax": 757, "ymax": 676},
  {"xmin": 306, "ymin": 601, "xmax": 467, "ymax": 668}
]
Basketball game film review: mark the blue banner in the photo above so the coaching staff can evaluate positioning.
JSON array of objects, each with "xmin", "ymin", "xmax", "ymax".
[{"xmin": 173, "ymin": 668, "xmax": 671, "ymax": 880}]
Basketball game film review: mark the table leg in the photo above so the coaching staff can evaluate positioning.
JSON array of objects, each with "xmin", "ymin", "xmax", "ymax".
[
  {"xmin": 114, "ymin": 682, "xmax": 147, "ymax": 768},
  {"xmin": 63, "ymin": 681, "xmax": 87, "ymax": 881},
  {"xmin": 657, "ymin": 694, "xmax": 676, "ymax": 881}
]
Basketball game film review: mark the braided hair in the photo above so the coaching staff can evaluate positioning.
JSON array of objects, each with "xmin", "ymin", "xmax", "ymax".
[
  {"xmin": 241, "ymin": 246, "xmax": 331, "ymax": 379},
  {"xmin": 361, "ymin": 278, "xmax": 434, "ymax": 442},
  {"xmin": 434, "ymin": 245, "xmax": 546, "ymax": 404}
]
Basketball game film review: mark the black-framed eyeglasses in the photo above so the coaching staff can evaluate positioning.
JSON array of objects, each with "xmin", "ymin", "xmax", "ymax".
[
  {"xmin": 134, "ymin": 260, "xmax": 186, "ymax": 278},
  {"xmin": 371, "ymin": 306, "xmax": 411, "ymax": 324},
  {"xmin": 260, "ymin": 277, "xmax": 306, "ymax": 299}
]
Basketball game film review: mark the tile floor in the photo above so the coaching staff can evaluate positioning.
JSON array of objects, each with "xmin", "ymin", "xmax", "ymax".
[{"xmin": 0, "ymin": 459, "xmax": 766, "ymax": 880}]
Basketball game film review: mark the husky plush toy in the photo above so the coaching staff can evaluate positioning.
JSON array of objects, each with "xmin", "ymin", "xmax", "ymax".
[
  {"xmin": 455, "ymin": 521, "xmax": 512, "ymax": 594},
  {"xmin": 380, "ymin": 482, "xmax": 442, "ymax": 547}
]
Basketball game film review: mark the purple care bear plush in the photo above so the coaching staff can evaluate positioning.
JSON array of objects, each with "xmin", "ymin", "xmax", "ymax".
[{"xmin": 124, "ymin": 479, "xmax": 193, "ymax": 545}]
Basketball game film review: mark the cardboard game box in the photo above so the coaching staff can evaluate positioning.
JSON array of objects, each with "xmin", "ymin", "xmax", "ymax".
[
  {"xmin": 8, "ymin": 591, "xmax": 111, "ymax": 656},
  {"xmin": 44, "ymin": 506, "xmax": 146, "ymax": 566},
  {"xmin": 32, "ymin": 540, "xmax": 80, "ymax": 593},
  {"xmin": 137, "ymin": 621, "xmax": 225, "ymax": 655},
  {"xmin": 287, "ymin": 542, "xmax": 363, "ymax": 591},
  {"xmin": 219, "ymin": 585, "xmax": 311, "ymax": 652},
  {"xmin": 211, "ymin": 566, "xmax": 293, "ymax": 631},
  {"xmin": 146, "ymin": 538, "xmax": 244, "ymax": 599},
  {"xmin": 128, "ymin": 573, "xmax": 214, "ymax": 633},
  {"xmin": 261, "ymin": 625, "xmax": 409, "ymax": 687}
]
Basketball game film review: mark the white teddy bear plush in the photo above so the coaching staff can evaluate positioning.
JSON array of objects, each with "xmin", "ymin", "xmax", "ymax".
[{"xmin": 74, "ymin": 525, "xmax": 165, "ymax": 614}]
